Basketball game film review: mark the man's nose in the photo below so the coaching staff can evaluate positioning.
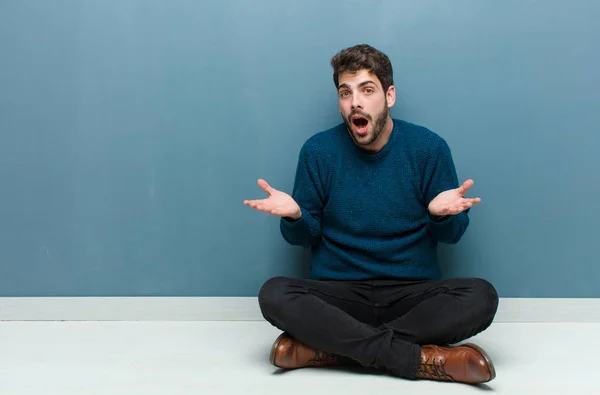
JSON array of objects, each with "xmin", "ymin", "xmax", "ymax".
[{"xmin": 351, "ymin": 95, "xmax": 363, "ymax": 110}]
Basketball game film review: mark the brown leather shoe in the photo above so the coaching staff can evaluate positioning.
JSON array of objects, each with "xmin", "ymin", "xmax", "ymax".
[
  {"xmin": 415, "ymin": 343, "xmax": 496, "ymax": 384},
  {"xmin": 269, "ymin": 332, "xmax": 339, "ymax": 369}
]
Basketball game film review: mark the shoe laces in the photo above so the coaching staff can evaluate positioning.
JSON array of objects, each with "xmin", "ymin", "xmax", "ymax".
[{"xmin": 418, "ymin": 356, "xmax": 454, "ymax": 381}]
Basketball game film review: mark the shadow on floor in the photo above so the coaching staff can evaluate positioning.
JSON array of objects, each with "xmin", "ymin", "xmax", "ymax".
[{"xmin": 271, "ymin": 365, "xmax": 497, "ymax": 391}]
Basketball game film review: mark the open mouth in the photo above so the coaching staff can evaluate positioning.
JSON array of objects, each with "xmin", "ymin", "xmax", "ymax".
[{"xmin": 351, "ymin": 115, "xmax": 369, "ymax": 135}]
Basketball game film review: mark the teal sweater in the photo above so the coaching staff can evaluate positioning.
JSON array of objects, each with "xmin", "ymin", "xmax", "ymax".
[{"xmin": 280, "ymin": 119, "xmax": 470, "ymax": 280}]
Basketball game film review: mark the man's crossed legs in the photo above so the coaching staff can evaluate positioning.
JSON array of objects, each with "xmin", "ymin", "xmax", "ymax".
[{"xmin": 258, "ymin": 276, "xmax": 499, "ymax": 384}]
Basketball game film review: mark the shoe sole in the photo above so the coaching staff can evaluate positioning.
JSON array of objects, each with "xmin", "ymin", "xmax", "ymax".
[
  {"xmin": 269, "ymin": 332, "xmax": 287, "ymax": 367},
  {"xmin": 461, "ymin": 343, "xmax": 496, "ymax": 382}
]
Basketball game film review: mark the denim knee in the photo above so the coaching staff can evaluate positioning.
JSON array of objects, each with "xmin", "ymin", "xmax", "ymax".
[
  {"xmin": 470, "ymin": 278, "xmax": 499, "ymax": 322},
  {"xmin": 258, "ymin": 276, "xmax": 290, "ymax": 318}
]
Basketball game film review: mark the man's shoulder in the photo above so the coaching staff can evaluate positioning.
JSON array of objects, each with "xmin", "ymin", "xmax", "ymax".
[
  {"xmin": 394, "ymin": 118, "xmax": 447, "ymax": 147},
  {"xmin": 300, "ymin": 122, "xmax": 346, "ymax": 155},
  {"xmin": 394, "ymin": 119, "xmax": 444, "ymax": 142},
  {"xmin": 307, "ymin": 122, "xmax": 346, "ymax": 144}
]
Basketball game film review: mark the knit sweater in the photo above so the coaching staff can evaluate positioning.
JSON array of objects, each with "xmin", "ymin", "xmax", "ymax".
[{"xmin": 280, "ymin": 119, "xmax": 470, "ymax": 281}]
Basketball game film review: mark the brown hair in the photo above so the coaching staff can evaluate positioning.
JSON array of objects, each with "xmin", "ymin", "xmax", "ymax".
[{"xmin": 330, "ymin": 44, "xmax": 394, "ymax": 92}]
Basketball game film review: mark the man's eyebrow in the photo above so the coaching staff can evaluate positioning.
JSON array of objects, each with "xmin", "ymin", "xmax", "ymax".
[
  {"xmin": 358, "ymin": 80, "xmax": 377, "ymax": 88},
  {"xmin": 338, "ymin": 81, "xmax": 377, "ymax": 90}
]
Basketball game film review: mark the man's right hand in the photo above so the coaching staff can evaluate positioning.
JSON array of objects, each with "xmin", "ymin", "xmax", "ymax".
[{"xmin": 243, "ymin": 179, "xmax": 302, "ymax": 220}]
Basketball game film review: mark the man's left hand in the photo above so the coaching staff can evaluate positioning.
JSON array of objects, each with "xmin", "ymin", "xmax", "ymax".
[{"xmin": 428, "ymin": 179, "xmax": 481, "ymax": 217}]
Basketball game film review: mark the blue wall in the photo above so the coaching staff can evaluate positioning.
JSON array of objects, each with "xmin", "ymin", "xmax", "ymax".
[{"xmin": 1, "ymin": 1, "xmax": 598, "ymax": 297}]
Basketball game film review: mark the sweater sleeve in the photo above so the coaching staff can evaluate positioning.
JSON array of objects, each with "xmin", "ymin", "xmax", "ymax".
[
  {"xmin": 280, "ymin": 140, "xmax": 326, "ymax": 247},
  {"xmin": 422, "ymin": 138, "xmax": 470, "ymax": 244}
]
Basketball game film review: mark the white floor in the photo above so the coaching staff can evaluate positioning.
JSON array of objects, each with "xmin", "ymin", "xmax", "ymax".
[{"xmin": 0, "ymin": 321, "xmax": 597, "ymax": 394}]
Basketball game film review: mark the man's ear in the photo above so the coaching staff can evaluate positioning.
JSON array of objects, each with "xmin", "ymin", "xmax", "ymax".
[{"xmin": 386, "ymin": 85, "xmax": 396, "ymax": 108}]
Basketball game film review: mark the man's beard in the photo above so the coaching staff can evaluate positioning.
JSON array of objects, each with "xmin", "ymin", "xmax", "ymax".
[{"xmin": 344, "ymin": 102, "xmax": 389, "ymax": 147}]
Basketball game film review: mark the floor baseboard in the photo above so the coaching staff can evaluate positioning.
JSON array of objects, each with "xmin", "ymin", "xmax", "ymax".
[{"xmin": 1, "ymin": 297, "xmax": 598, "ymax": 322}]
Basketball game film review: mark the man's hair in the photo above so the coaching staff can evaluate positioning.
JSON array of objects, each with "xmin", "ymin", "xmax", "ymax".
[{"xmin": 330, "ymin": 44, "xmax": 394, "ymax": 92}]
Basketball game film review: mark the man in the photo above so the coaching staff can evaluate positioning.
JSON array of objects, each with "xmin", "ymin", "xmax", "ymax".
[{"xmin": 243, "ymin": 44, "xmax": 498, "ymax": 384}]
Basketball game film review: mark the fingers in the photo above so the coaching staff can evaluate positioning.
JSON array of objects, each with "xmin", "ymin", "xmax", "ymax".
[
  {"xmin": 257, "ymin": 179, "xmax": 275, "ymax": 195},
  {"xmin": 243, "ymin": 199, "xmax": 288, "ymax": 217},
  {"xmin": 451, "ymin": 198, "xmax": 481, "ymax": 214},
  {"xmin": 243, "ymin": 179, "xmax": 282, "ymax": 215},
  {"xmin": 435, "ymin": 197, "xmax": 481, "ymax": 216},
  {"xmin": 243, "ymin": 199, "xmax": 272, "ymax": 213},
  {"xmin": 469, "ymin": 197, "xmax": 481, "ymax": 205},
  {"xmin": 456, "ymin": 179, "xmax": 474, "ymax": 196}
]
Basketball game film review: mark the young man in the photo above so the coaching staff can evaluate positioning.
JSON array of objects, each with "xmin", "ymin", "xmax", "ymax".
[{"xmin": 243, "ymin": 44, "xmax": 498, "ymax": 384}]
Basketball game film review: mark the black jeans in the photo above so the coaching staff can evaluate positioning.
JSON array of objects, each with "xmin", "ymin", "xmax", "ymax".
[{"xmin": 258, "ymin": 276, "xmax": 499, "ymax": 379}]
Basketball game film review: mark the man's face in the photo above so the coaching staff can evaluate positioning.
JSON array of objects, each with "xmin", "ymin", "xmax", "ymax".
[{"xmin": 337, "ymin": 69, "xmax": 395, "ymax": 149}]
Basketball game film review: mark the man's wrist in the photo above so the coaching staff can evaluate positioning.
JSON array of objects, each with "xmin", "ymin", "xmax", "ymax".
[
  {"xmin": 428, "ymin": 211, "xmax": 450, "ymax": 222},
  {"xmin": 285, "ymin": 208, "xmax": 302, "ymax": 222}
]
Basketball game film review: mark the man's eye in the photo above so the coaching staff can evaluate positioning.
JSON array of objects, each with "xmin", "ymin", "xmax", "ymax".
[
  {"xmin": 340, "ymin": 91, "xmax": 349, "ymax": 97},
  {"xmin": 365, "ymin": 88, "xmax": 374, "ymax": 93}
]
